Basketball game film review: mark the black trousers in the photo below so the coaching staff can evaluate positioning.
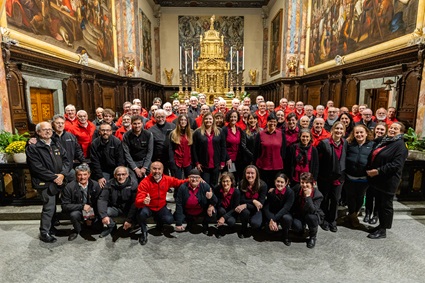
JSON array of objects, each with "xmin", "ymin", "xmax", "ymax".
[
  {"xmin": 365, "ymin": 185, "xmax": 378, "ymax": 216},
  {"xmin": 292, "ymin": 214, "xmax": 320, "ymax": 236},
  {"xmin": 318, "ymin": 180, "xmax": 343, "ymax": 225},
  {"xmin": 137, "ymin": 206, "xmax": 174, "ymax": 233},
  {"xmin": 39, "ymin": 188, "xmax": 57, "ymax": 235},
  {"xmin": 239, "ymin": 207, "xmax": 262, "ymax": 229},
  {"xmin": 375, "ymin": 188, "xmax": 394, "ymax": 229},
  {"xmin": 345, "ymin": 180, "xmax": 368, "ymax": 214},
  {"xmin": 201, "ymin": 167, "xmax": 220, "ymax": 188},
  {"xmin": 216, "ymin": 207, "xmax": 237, "ymax": 227}
]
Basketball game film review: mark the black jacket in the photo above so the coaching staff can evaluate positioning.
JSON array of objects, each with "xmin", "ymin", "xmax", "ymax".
[
  {"xmin": 175, "ymin": 182, "xmax": 218, "ymax": 226},
  {"xmin": 192, "ymin": 128, "xmax": 226, "ymax": 168},
  {"xmin": 97, "ymin": 177, "xmax": 138, "ymax": 223},
  {"xmin": 317, "ymin": 138, "xmax": 347, "ymax": 182},
  {"xmin": 90, "ymin": 135, "xmax": 125, "ymax": 180},
  {"xmin": 122, "ymin": 130, "xmax": 154, "ymax": 170},
  {"xmin": 291, "ymin": 185, "xmax": 324, "ymax": 222},
  {"xmin": 345, "ymin": 140, "xmax": 374, "ymax": 178},
  {"xmin": 244, "ymin": 129, "xmax": 261, "ymax": 164},
  {"xmin": 264, "ymin": 188, "xmax": 295, "ymax": 222},
  {"xmin": 213, "ymin": 185, "xmax": 240, "ymax": 220},
  {"xmin": 239, "ymin": 180, "xmax": 267, "ymax": 212},
  {"xmin": 61, "ymin": 179, "xmax": 101, "ymax": 214},
  {"xmin": 367, "ymin": 137, "xmax": 408, "ymax": 195},
  {"xmin": 52, "ymin": 131, "xmax": 85, "ymax": 166},
  {"xmin": 26, "ymin": 138, "xmax": 70, "ymax": 193},
  {"xmin": 285, "ymin": 143, "xmax": 319, "ymax": 182},
  {"xmin": 148, "ymin": 122, "xmax": 176, "ymax": 163}
]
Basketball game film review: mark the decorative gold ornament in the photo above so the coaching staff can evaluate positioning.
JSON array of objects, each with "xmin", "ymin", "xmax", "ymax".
[
  {"xmin": 164, "ymin": 68, "xmax": 173, "ymax": 85},
  {"xmin": 287, "ymin": 56, "xmax": 298, "ymax": 75},
  {"xmin": 124, "ymin": 57, "xmax": 135, "ymax": 77},
  {"xmin": 249, "ymin": 69, "xmax": 257, "ymax": 85}
]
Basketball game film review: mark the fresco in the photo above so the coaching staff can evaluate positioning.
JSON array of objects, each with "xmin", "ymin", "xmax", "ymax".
[
  {"xmin": 308, "ymin": 0, "xmax": 419, "ymax": 67},
  {"xmin": 269, "ymin": 9, "xmax": 282, "ymax": 76},
  {"xmin": 140, "ymin": 9, "xmax": 152, "ymax": 74},
  {"xmin": 5, "ymin": 0, "xmax": 115, "ymax": 66},
  {"xmin": 178, "ymin": 15, "xmax": 244, "ymax": 73}
]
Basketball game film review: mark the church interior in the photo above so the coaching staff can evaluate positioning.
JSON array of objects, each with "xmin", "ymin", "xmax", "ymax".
[{"xmin": 0, "ymin": 0, "xmax": 424, "ymax": 136}]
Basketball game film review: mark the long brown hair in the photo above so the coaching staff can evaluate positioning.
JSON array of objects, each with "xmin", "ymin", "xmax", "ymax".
[
  {"xmin": 346, "ymin": 124, "xmax": 373, "ymax": 143},
  {"xmin": 170, "ymin": 114, "xmax": 193, "ymax": 145},
  {"xmin": 239, "ymin": 165, "xmax": 261, "ymax": 193},
  {"xmin": 200, "ymin": 112, "xmax": 220, "ymax": 136}
]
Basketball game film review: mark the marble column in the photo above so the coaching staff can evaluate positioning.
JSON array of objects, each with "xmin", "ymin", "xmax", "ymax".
[{"xmin": 0, "ymin": 36, "xmax": 12, "ymax": 132}]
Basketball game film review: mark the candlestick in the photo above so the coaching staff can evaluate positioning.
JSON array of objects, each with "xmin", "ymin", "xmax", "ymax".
[
  {"xmin": 179, "ymin": 46, "xmax": 182, "ymax": 70},
  {"xmin": 236, "ymin": 50, "xmax": 239, "ymax": 74},
  {"xmin": 230, "ymin": 46, "xmax": 233, "ymax": 70}
]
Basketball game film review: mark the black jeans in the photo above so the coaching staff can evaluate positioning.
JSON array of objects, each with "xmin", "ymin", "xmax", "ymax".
[
  {"xmin": 375, "ymin": 188, "xmax": 394, "ymax": 229},
  {"xmin": 137, "ymin": 206, "xmax": 174, "ymax": 233},
  {"xmin": 345, "ymin": 180, "xmax": 368, "ymax": 214},
  {"xmin": 318, "ymin": 180, "xmax": 343, "ymax": 225},
  {"xmin": 39, "ymin": 187, "xmax": 57, "ymax": 235}
]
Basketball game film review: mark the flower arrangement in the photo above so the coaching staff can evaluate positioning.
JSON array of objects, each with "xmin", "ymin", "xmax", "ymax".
[
  {"xmin": 5, "ymin": 141, "xmax": 27, "ymax": 154},
  {"xmin": 0, "ymin": 130, "xmax": 30, "ymax": 152}
]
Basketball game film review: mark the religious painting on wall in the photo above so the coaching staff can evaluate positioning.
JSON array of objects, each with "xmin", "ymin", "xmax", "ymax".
[
  {"xmin": 4, "ymin": 0, "xmax": 115, "ymax": 67},
  {"xmin": 178, "ymin": 15, "xmax": 244, "ymax": 72},
  {"xmin": 269, "ymin": 9, "xmax": 283, "ymax": 77},
  {"xmin": 308, "ymin": 0, "xmax": 420, "ymax": 67},
  {"xmin": 140, "ymin": 9, "xmax": 152, "ymax": 74}
]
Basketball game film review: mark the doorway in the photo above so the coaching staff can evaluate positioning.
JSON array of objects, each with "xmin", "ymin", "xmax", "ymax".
[
  {"xmin": 30, "ymin": 88, "xmax": 54, "ymax": 124},
  {"xmin": 365, "ymin": 88, "xmax": 388, "ymax": 114}
]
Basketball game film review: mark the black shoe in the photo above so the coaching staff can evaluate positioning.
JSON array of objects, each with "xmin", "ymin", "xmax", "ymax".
[
  {"xmin": 68, "ymin": 232, "xmax": 79, "ymax": 241},
  {"xmin": 283, "ymin": 238, "xmax": 291, "ymax": 246},
  {"xmin": 40, "ymin": 233, "xmax": 57, "ymax": 243},
  {"xmin": 369, "ymin": 216, "xmax": 378, "ymax": 225},
  {"xmin": 202, "ymin": 223, "xmax": 209, "ymax": 235},
  {"xmin": 306, "ymin": 236, "xmax": 316, "ymax": 249},
  {"xmin": 139, "ymin": 232, "xmax": 148, "ymax": 245},
  {"xmin": 367, "ymin": 229, "xmax": 386, "ymax": 239},
  {"xmin": 363, "ymin": 214, "xmax": 371, "ymax": 223},
  {"xmin": 99, "ymin": 224, "xmax": 116, "ymax": 238},
  {"xmin": 238, "ymin": 231, "xmax": 245, "ymax": 239},
  {"xmin": 49, "ymin": 227, "xmax": 58, "ymax": 236},
  {"xmin": 329, "ymin": 223, "xmax": 338, "ymax": 233},
  {"xmin": 320, "ymin": 222, "xmax": 329, "ymax": 231}
]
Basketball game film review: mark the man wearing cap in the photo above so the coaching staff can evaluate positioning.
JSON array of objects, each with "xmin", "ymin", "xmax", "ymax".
[
  {"xmin": 135, "ymin": 161, "xmax": 187, "ymax": 245},
  {"xmin": 174, "ymin": 168, "xmax": 217, "ymax": 234}
]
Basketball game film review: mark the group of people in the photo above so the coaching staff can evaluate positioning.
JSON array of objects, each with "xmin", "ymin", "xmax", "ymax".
[{"xmin": 25, "ymin": 94, "xmax": 408, "ymax": 249}]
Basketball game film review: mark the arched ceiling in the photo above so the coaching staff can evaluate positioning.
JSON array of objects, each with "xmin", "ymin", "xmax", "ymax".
[{"xmin": 153, "ymin": 0, "xmax": 270, "ymax": 8}]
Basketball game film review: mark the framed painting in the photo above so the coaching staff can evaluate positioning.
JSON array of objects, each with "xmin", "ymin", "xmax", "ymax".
[
  {"xmin": 269, "ymin": 9, "xmax": 283, "ymax": 77},
  {"xmin": 140, "ymin": 9, "xmax": 152, "ymax": 74},
  {"xmin": 307, "ymin": 0, "xmax": 421, "ymax": 70},
  {"xmin": 4, "ymin": 0, "xmax": 117, "ymax": 72}
]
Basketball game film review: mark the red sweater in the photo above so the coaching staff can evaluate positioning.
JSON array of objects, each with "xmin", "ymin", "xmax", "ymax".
[
  {"xmin": 69, "ymin": 120, "xmax": 96, "ymax": 157},
  {"xmin": 311, "ymin": 128, "xmax": 331, "ymax": 147},
  {"xmin": 255, "ymin": 110, "xmax": 269, "ymax": 129},
  {"xmin": 135, "ymin": 174, "xmax": 187, "ymax": 211}
]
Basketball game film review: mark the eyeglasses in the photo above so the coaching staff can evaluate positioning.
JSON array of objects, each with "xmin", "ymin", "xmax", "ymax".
[
  {"xmin": 99, "ymin": 129, "xmax": 112, "ymax": 132},
  {"xmin": 189, "ymin": 176, "xmax": 200, "ymax": 179},
  {"xmin": 40, "ymin": 129, "xmax": 53, "ymax": 132},
  {"xmin": 115, "ymin": 173, "xmax": 128, "ymax": 177}
]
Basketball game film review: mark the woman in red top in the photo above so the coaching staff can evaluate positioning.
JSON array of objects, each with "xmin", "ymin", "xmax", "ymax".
[
  {"xmin": 168, "ymin": 114, "xmax": 193, "ymax": 180},
  {"xmin": 222, "ymin": 110, "xmax": 250, "ymax": 182},
  {"xmin": 254, "ymin": 113, "xmax": 287, "ymax": 188},
  {"xmin": 285, "ymin": 112, "xmax": 299, "ymax": 147}
]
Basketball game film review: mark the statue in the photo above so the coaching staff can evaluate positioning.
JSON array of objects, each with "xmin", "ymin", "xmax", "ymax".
[
  {"xmin": 210, "ymin": 15, "xmax": 215, "ymax": 30},
  {"xmin": 249, "ymin": 69, "xmax": 257, "ymax": 85},
  {"xmin": 124, "ymin": 57, "xmax": 135, "ymax": 77},
  {"xmin": 164, "ymin": 68, "xmax": 173, "ymax": 85},
  {"xmin": 287, "ymin": 56, "xmax": 298, "ymax": 76}
]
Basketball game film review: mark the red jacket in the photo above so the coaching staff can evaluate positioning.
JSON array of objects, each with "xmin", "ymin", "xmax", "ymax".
[
  {"xmin": 69, "ymin": 120, "xmax": 96, "ymax": 157},
  {"xmin": 115, "ymin": 126, "xmax": 129, "ymax": 141},
  {"xmin": 64, "ymin": 114, "xmax": 77, "ymax": 131},
  {"xmin": 135, "ymin": 174, "xmax": 187, "ymax": 211},
  {"xmin": 311, "ymin": 128, "xmax": 331, "ymax": 147},
  {"xmin": 166, "ymin": 113, "xmax": 178, "ymax": 123},
  {"xmin": 255, "ymin": 110, "xmax": 269, "ymax": 129},
  {"xmin": 144, "ymin": 117, "xmax": 156, "ymax": 129}
]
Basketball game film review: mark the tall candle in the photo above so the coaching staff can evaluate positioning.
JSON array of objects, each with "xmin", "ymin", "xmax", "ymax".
[
  {"xmin": 191, "ymin": 46, "xmax": 194, "ymax": 70},
  {"xmin": 185, "ymin": 50, "xmax": 187, "ymax": 75},
  {"xmin": 230, "ymin": 46, "xmax": 233, "ymax": 70},
  {"xmin": 179, "ymin": 46, "xmax": 182, "ymax": 70},
  {"xmin": 242, "ymin": 46, "xmax": 245, "ymax": 70},
  {"xmin": 236, "ymin": 50, "xmax": 239, "ymax": 74}
]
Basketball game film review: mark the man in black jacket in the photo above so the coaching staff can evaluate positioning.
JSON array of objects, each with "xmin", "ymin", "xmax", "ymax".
[
  {"xmin": 90, "ymin": 122, "xmax": 125, "ymax": 188},
  {"xmin": 26, "ymin": 121, "xmax": 70, "ymax": 243},
  {"xmin": 61, "ymin": 164, "xmax": 101, "ymax": 241},
  {"xmin": 97, "ymin": 166, "xmax": 138, "ymax": 238}
]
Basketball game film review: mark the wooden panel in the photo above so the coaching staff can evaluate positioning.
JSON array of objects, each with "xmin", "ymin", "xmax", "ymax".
[
  {"xmin": 398, "ymin": 70, "xmax": 421, "ymax": 128},
  {"xmin": 102, "ymin": 86, "xmax": 115, "ymax": 109},
  {"xmin": 344, "ymin": 79, "xmax": 358, "ymax": 109},
  {"xmin": 30, "ymin": 88, "xmax": 53, "ymax": 124},
  {"xmin": 307, "ymin": 85, "xmax": 321, "ymax": 107},
  {"xmin": 65, "ymin": 80, "xmax": 78, "ymax": 106}
]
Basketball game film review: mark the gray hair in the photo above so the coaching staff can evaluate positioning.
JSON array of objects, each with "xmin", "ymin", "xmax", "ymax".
[
  {"xmin": 75, "ymin": 163, "xmax": 91, "ymax": 174},
  {"xmin": 65, "ymin": 104, "xmax": 76, "ymax": 111},
  {"xmin": 114, "ymin": 166, "xmax": 129, "ymax": 175},
  {"xmin": 52, "ymin": 114, "xmax": 65, "ymax": 121}
]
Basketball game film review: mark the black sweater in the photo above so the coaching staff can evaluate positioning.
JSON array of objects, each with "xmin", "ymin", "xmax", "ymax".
[
  {"xmin": 317, "ymin": 138, "xmax": 347, "ymax": 182},
  {"xmin": 264, "ymin": 188, "xmax": 295, "ymax": 222},
  {"xmin": 291, "ymin": 185, "xmax": 324, "ymax": 222},
  {"xmin": 90, "ymin": 136, "xmax": 125, "ymax": 180},
  {"xmin": 213, "ymin": 185, "xmax": 241, "ymax": 220},
  {"xmin": 345, "ymin": 140, "xmax": 374, "ymax": 178},
  {"xmin": 239, "ymin": 180, "xmax": 268, "ymax": 212},
  {"xmin": 192, "ymin": 128, "xmax": 226, "ymax": 168}
]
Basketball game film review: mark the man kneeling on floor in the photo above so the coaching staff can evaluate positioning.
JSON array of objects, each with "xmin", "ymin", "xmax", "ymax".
[
  {"xmin": 97, "ymin": 166, "xmax": 138, "ymax": 238},
  {"xmin": 61, "ymin": 164, "xmax": 101, "ymax": 241},
  {"xmin": 135, "ymin": 161, "xmax": 187, "ymax": 245}
]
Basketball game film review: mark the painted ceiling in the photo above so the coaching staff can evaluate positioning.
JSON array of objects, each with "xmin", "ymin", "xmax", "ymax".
[{"xmin": 153, "ymin": 0, "xmax": 270, "ymax": 8}]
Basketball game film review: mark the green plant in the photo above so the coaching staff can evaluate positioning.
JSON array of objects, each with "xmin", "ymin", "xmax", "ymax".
[
  {"xmin": 239, "ymin": 91, "xmax": 250, "ymax": 100},
  {"xmin": 404, "ymin": 127, "xmax": 425, "ymax": 151},
  {"xmin": 170, "ymin": 92, "xmax": 180, "ymax": 100},
  {"xmin": 0, "ymin": 130, "xmax": 30, "ymax": 152}
]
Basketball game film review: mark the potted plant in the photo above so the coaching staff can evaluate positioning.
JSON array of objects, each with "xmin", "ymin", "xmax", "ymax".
[
  {"xmin": 5, "ymin": 141, "xmax": 28, "ymax": 163},
  {"xmin": 404, "ymin": 127, "xmax": 425, "ymax": 160}
]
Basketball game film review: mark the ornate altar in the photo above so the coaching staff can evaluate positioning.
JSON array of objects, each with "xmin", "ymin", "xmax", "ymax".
[{"xmin": 193, "ymin": 16, "xmax": 231, "ymax": 103}]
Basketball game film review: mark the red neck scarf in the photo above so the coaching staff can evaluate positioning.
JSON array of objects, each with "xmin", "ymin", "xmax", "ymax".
[
  {"xmin": 220, "ymin": 187, "xmax": 235, "ymax": 209},
  {"xmin": 245, "ymin": 186, "xmax": 259, "ymax": 199}
]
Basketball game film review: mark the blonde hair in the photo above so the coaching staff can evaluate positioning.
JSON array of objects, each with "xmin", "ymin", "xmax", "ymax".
[{"xmin": 200, "ymin": 113, "xmax": 220, "ymax": 136}]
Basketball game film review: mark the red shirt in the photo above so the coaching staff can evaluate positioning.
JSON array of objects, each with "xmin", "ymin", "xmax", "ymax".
[
  {"xmin": 195, "ymin": 115, "xmax": 204, "ymax": 128},
  {"xmin": 166, "ymin": 113, "xmax": 177, "ymax": 123},
  {"xmin": 144, "ymin": 117, "xmax": 156, "ymax": 129},
  {"xmin": 135, "ymin": 174, "xmax": 187, "ymax": 211},
  {"xmin": 69, "ymin": 120, "xmax": 96, "ymax": 157},
  {"xmin": 285, "ymin": 127, "xmax": 299, "ymax": 147},
  {"xmin": 256, "ymin": 129, "xmax": 284, "ymax": 170},
  {"xmin": 226, "ymin": 127, "xmax": 241, "ymax": 161},
  {"xmin": 174, "ymin": 135, "xmax": 192, "ymax": 168},
  {"xmin": 206, "ymin": 131, "xmax": 215, "ymax": 169},
  {"xmin": 255, "ymin": 110, "xmax": 269, "ymax": 129},
  {"xmin": 64, "ymin": 115, "xmax": 77, "ymax": 132},
  {"xmin": 185, "ymin": 186, "xmax": 203, "ymax": 216}
]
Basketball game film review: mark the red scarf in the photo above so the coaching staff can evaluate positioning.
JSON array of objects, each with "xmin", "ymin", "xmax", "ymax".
[
  {"xmin": 275, "ymin": 187, "xmax": 287, "ymax": 197},
  {"xmin": 245, "ymin": 186, "xmax": 258, "ymax": 199},
  {"xmin": 220, "ymin": 187, "xmax": 235, "ymax": 209},
  {"xmin": 300, "ymin": 186, "xmax": 314, "ymax": 209}
]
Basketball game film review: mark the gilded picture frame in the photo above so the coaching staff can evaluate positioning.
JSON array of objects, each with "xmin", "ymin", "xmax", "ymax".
[
  {"xmin": 269, "ymin": 9, "xmax": 283, "ymax": 77},
  {"xmin": 140, "ymin": 9, "xmax": 152, "ymax": 74},
  {"xmin": 2, "ymin": 0, "xmax": 118, "ymax": 73}
]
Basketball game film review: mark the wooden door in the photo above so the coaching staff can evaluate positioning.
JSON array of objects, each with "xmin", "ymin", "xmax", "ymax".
[
  {"xmin": 30, "ymin": 88, "xmax": 54, "ymax": 124},
  {"xmin": 369, "ymin": 88, "xmax": 388, "ymax": 114}
]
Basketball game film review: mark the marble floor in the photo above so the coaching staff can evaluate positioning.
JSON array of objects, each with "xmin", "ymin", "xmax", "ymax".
[{"xmin": 1, "ymin": 212, "xmax": 425, "ymax": 283}]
